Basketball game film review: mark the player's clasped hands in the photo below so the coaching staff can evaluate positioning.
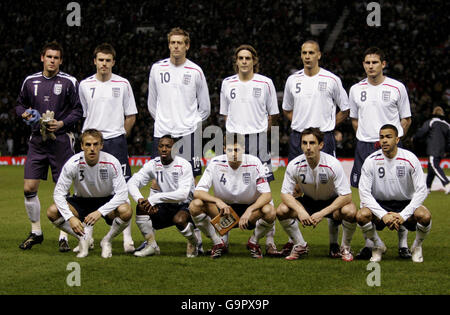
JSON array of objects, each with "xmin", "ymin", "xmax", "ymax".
[
  {"xmin": 383, "ymin": 212, "xmax": 405, "ymax": 230},
  {"xmin": 297, "ymin": 210, "xmax": 315, "ymax": 227}
]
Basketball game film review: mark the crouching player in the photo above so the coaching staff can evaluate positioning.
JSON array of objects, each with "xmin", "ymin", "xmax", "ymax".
[
  {"xmin": 128, "ymin": 135, "xmax": 202, "ymax": 257},
  {"xmin": 277, "ymin": 128, "xmax": 357, "ymax": 261},
  {"xmin": 189, "ymin": 133, "xmax": 276, "ymax": 259},
  {"xmin": 47, "ymin": 129, "xmax": 132, "ymax": 258},
  {"xmin": 357, "ymin": 124, "xmax": 431, "ymax": 263}
]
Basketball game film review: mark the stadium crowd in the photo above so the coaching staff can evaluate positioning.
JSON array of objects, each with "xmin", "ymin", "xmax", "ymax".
[{"xmin": 0, "ymin": 0, "xmax": 448, "ymax": 158}]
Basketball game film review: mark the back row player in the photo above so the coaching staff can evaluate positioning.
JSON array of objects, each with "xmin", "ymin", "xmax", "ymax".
[
  {"xmin": 16, "ymin": 41, "xmax": 82, "ymax": 252},
  {"xmin": 348, "ymin": 47, "xmax": 413, "ymax": 260}
]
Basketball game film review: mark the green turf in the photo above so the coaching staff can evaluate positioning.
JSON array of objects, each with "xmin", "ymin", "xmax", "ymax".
[{"xmin": 0, "ymin": 166, "xmax": 449, "ymax": 295}]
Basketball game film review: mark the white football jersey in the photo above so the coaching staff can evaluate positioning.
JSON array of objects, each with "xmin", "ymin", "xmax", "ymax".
[
  {"xmin": 128, "ymin": 155, "xmax": 195, "ymax": 206},
  {"xmin": 220, "ymin": 73, "xmax": 279, "ymax": 134},
  {"xmin": 147, "ymin": 58, "xmax": 211, "ymax": 137},
  {"xmin": 196, "ymin": 154, "xmax": 271, "ymax": 205},
  {"xmin": 359, "ymin": 148, "xmax": 427, "ymax": 221},
  {"xmin": 281, "ymin": 152, "xmax": 351, "ymax": 200},
  {"xmin": 79, "ymin": 74, "xmax": 138, "ymax": 139},
  {"xmin": 54, "ymin": 151, "xmax": 130, "ymax": 221},
  {"xmin": 282, "ymin": 68, "xmax": 349, "ymax": 132},
  {"xmin": 349, "ymin": 77, "xmax": 411, "ymax": 142}
]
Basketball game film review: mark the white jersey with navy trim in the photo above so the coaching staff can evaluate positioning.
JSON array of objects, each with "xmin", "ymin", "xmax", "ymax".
[
  {"xmin": 127, "ymin": 155, "xmax": 195, "ymax": 206},
  {"xmin": 54, "ymin": 151, "xmax": 129, "ymax": 221},
  {"xmin": 147, "ymin": 58, "xmax": 211, "ymax": 137},
  {"xmin": 281, "ymin": 152, "xmax": 351, "ymax": 200},
  {"xmin": 79, "ymin": 73, "xmax": 137, "ymax": 139},
  {"xmin": 349, "ymin": 76, "xmax": 411, "ymax": 142},
  {"xmin": 220, "ymin": 73, "xmax": 279, "ymax": 134},
  {"xmin": 282, "ymin": 68, "xmax": 349, "ymax": 132},
  {"xmin": 359, "ymin": 148, "xmax": 427, "ymax": 221},
  {"xmin": 196, "ymin": 154, "xmax": 271, "ymax": 205}
]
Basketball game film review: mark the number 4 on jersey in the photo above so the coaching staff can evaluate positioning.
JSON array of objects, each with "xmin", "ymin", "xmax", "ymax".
[{"xmin": 220, "ymin": 173, "xmax": 227, "ymax": 185}]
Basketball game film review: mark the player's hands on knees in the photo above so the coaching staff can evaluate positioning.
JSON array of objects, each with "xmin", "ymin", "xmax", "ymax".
[
  {"xmin": 148, "ymin": 205, "xmax": 159, "ymax": 215},
  {"xmin": 239, "ymin": 209, "xmax": 252, "ymax": 230},
  {"xmin": 297, "ymin": 210, "xmax": 314, "ymax": 227},
  {"xmin": 138, "ymin": 198, "xmax": 152, "ymax": 213},
  {"xmin": 84, "ymin": 210, "xmax": 102, "ymax": 226},
  {"xmin": 69, "ymin": 217, "xmax": 84, "ymax": 236}
]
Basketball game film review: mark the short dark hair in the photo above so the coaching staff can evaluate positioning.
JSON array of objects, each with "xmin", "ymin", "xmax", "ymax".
[
  {"xmin": 233, "ymin": 44, "xmax": 259, "ymax": 73},
  {"xmin": 302, "ymin": 40, "xmax": 320, "ymax": 52},
  {"xmin": 41, "ymin": 41, "xmax": 63, "ymax": 59},
  {"xmin": 364, "ymin": 47, "xmax": 385, "ymax": 62},
  {"xmin": 81, "ymin": 129, "xmax": 104, "ymax": 145},
  {"xmin": 380, "ymin": 124, "xmax": 398, "ymax": 136},
  {"xmin": 93, "ymin": 43, "xmax": 116, "ymax": 60},
  {"xmin": 300, "ymin": 127, "xmax": 324, "ymax": 144},
  {"xmin": 160, "ymin": 134, "xmax": 177, "ymax": 142}
]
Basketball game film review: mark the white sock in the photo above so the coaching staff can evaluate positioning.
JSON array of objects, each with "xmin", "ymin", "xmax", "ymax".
[
  {"xmin": 412, "ymin": 221, "xmax": 432, "ymax": 248},
  {"xmin": 253, "ymin": 219, "xmax": 274, "ymax": 244},
  {"xmin": 327, "ymin": 218, "xmax": 340, "ymax": 244},
  {"xmin": 59, "ymin": 231, "xmax": 68, "ymax": 241},
  {"xmin": 81, "ymin": 224, "xmax": 93, "ymax": 241},
  {"xmin": 25, "ymin": 194, "xmax": 41, "ymax": 233},
  {"xmin": 103, "ymin": 217, "xmax": 130, "ymax": 242},
  {"xmin": 122, "ymin": 223, "xmax": 133, "ymax": 244},
  {"xmin": 136, "ymin": 215, "xmax": 157, "ymax": 247},
  {"xmin": 179, "ymin": 222, "xmax": 198, "ymax": 245},
  {"xmin": 221, "ymin": 232, "xmax": 229, "ymax": 246},
  {"xmin": 341, "ymin": 220, "xmax": 356, "ymax": 248},
  {"xmin": 280, "ymin": 218, "xmax": 307, "ymax": 247},
  {"xmin": 265, "ymin": 224, "xmax": 276, "ymax": 245},
  {"xmin": 192, "ymin": 213, "xmax": 222, "ymax": 245},
  {"xmin": 194, "ymin": 228, "xmax": 202, "ymax": 245},
  {"xmin": 397, "ymin": 225, "xmax": 408, "ymax": 248},
  {"xmin": 359, "ymin": 222, "xmax": 383, "ymax": 247},
  {"xmin": 53, "ymin": 217, "xmax": 79, "ymax": 239}
]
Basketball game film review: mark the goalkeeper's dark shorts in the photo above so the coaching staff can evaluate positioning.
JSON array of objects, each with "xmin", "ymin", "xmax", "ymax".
[{"xmin": 24, "ymin": 132, "xmax": 75, "ymax": 182}]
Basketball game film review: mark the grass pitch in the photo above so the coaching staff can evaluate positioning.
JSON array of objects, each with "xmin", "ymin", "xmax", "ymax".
[{"xmin": 0, "ymin": 166, "xmax": 449, "ymax": 295}]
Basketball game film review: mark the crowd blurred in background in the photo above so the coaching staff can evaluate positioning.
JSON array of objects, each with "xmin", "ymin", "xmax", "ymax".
[{"xmin": 0, "ymin": 0, "xmax": 448, "ymax": 158}]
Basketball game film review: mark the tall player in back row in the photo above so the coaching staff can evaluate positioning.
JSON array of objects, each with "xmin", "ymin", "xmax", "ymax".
[
  {"xmin": 16, "ymin": 41, "xmax": 83, "ymax": 252},
  {"xmin": 147, "ymin": 27, "xmax": 210, "ymax": 177},
  {"xmin": 349, "ymin": 47, "xmax": 412, "ymax": 259},
  {"xmin": 79, "ymin": 43, "xmax": 137, "ymax": 253},
  {"xmin": 281, "ymin": 40, "xmax": 349, "ymax": 258},
  {"xmin": 220, "ymin": 44, "xmax": 279, "ymax": 256}
]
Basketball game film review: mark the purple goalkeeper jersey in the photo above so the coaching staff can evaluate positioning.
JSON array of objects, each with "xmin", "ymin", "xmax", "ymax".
[{"xmin": 16, "ymin": 71, "xmax": 83, "ymax": 135}]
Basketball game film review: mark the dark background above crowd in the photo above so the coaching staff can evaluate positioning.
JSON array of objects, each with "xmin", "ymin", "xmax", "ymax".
[{"xmin": 0, "ymin": 0, "xmax": 448, "ymax": 158}]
